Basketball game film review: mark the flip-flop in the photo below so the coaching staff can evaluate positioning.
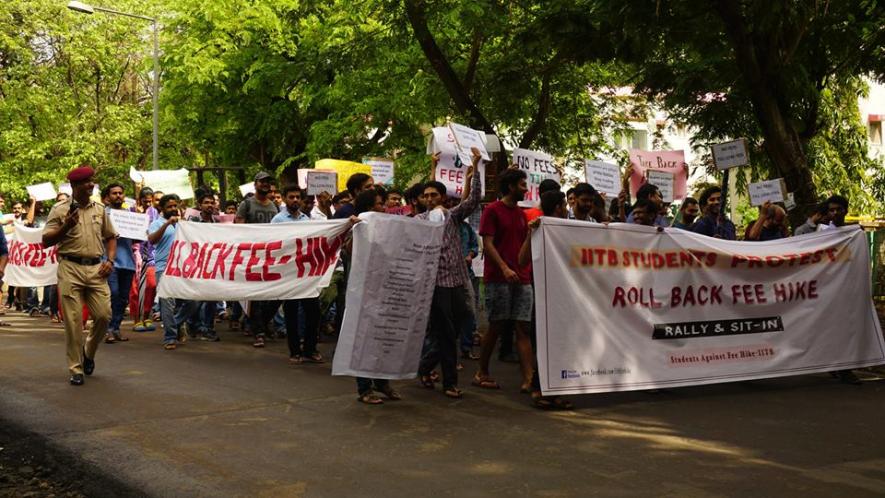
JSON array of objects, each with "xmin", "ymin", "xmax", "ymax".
[
  {"xmin": 358, "ymin": 392, "xmax": 383, "ymax": 405},
  {"xmin": 471, "ymin": 374, "xmax": 501, "ymax": 390},
  {"xmin": 532, "ymin": 394, "xmax": 573, "ymax": 410},
  {"xmin": 444, "ymin": 387, "xmax": 463, "ymax": 399}
]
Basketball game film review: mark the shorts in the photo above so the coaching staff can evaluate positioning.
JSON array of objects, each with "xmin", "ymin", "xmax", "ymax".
[{"xmin": 485, "ymin": 283, "xmax": 533, "ymax": 322}]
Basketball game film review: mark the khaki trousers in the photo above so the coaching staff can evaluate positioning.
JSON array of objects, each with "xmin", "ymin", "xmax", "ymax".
[{"xmin": 58, "ymin": 259, "xmax": 111, "ymax": 375}]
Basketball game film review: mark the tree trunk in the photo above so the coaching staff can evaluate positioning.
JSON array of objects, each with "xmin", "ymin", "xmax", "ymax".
[{"xmin": 715, "ymin": 0, "xmax": 818, "ymax": 229}]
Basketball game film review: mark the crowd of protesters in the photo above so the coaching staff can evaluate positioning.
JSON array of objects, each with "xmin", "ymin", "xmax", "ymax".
[{"xmin": 0, "ymin": 150, "xmax": 865, "ymax": 406}]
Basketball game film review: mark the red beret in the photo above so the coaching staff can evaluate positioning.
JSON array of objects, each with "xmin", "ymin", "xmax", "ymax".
[{"xmin": 67, "ymin": 166, "xmax": 95, "ymax": 182}]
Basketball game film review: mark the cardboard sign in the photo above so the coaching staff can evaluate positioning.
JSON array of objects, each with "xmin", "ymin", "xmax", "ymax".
[
  {"xmin": 130, "ymin": 168, "xmax": 194, "ymax": 200},
  {"xmin": 58, "ymin": 183, "xmax": 73, "ymax": 195},
  {"xmin": 363, "ymin": 158, "xmax": 395, "ymax": 185},
  {"xmin": 428, "ymin": 124, "xmax": 490, "ymax": 167},
  {"xmin": 26, "ymin": 182, "xmax": 57, "ymax": 202},
  {"xmin": 314, "ymin": 159, "xmax": 373, "ymax": 193},
  {"xmin": 307, "ymin": 171, "xmax": 338, "ymax": 196},
  {"xmin": 238, "ymin": 182, "xmax": 255, "ymax": 197},
  {"xmin": 712, "ymin": 139, "xmax": 749, "ymax": 170},
  {"xmin": 629, "ymin": 150, "xmax": 687, "ymax": 200},
  {"xmin": 646, "ymin": 170, "xmax": 675, "ymax": 203},
  {"xmin": 513, "ymin": 148, "xmax": 560, "ymax": 203},
  {"xmin": 584, "ymin": 161, "xmax": 621, "ymax": 196},
  {"xmin": 108, "ymin": 209, "xmax": 150, "ymax": 241},
  {"xmin": 748, "ymin": 179, "xmax": 786, "ymax": 206}
]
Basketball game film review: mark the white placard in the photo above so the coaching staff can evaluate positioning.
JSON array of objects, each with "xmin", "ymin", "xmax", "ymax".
[
  {"xmin": 712, "ymin": 139, "xmax": 749, "ymax": 170},
  {"xmin": 434, "ymin": 152, "xmax": 486, "ymax": 198},
  {"xmin": 513, "ymin": 148, "xmax": 561, "ymax": 203},
  {"xmin": 364, "ymin": 158, "xmax": 395, "ymax": 185},
  {"xmin": 26, "ymin": 182, "xmax": 57, "ymax": 202},
  {"xmin": 238, "ymin": 182, "xmax": 256, "ymax": 197},
  {"xmin": 306, "ymin": 171, "xmax": 338, "ymax": 196},
  {"xmin": 784, "ymin": 192, "xmax": 796, "ymax": 211},
  {"xmin": 130, "ymin": 167, "xmax": 194, "ymax": 199},
  {"xmin": 333, "ymin": 213, "xmax": 444, "ymax": 379},
  {"xmin": 108, "ymin": 209, "xmax": 150, "ymax": 241},
  {"xmin": 58, "ymin": 183, "xmax": 73, "ymax": 195},
  {"xmin": 584, "ymin": 160, "xmax": 621, "ymax": 196},
  {"xmin": 532, "ymin": 219, "xmax": 885, "ymax": 395},
  {"xmin": 448, "ymin": 122, "xmax": 490, "ymax": 164},
  {"xmin": 749, "ymin": 179, "xmax": 785, "ymax": 206},
  {"xmin": 646, "ymin": 169, "xmax": 675, "ymax": 203}
]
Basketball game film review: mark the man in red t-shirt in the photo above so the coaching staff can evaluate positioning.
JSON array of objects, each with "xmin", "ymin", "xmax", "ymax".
[{"xmin": 474, "ymin": 168, "xmax": 534, "ymax": 391}]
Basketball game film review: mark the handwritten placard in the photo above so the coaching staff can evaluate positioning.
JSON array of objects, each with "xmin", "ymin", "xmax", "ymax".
[
  {"xmin": 108, "ymin": 209, "xmax": 149, "ymax": 241},
  {"xmin": 513, "ymin": 148, "xmax": 560, "ymax": 202},
  {"xmin": 712, "ymin": 139, "xmax": 749, "ymax": 170},
  {"xmin": 748, "ymin": 179, "xmax": 786, "ymax": 206},
  {"xmin": 646, "ymin": 169, "xmax": 675, "ymax": 203},
  {"xmin": 307, "ymin": 171, "xmax": 338, "ymax": 196},
  {"xmin": 629, "ymin": 149, "xmax": 687, "ymax": 200},
  {"xmin": 584, "ymin": 161, "xmax": 621, "ymax": 196},
  {"xmin": 363, "ymin": 158, "xmax": 394, "ymax": 185}
]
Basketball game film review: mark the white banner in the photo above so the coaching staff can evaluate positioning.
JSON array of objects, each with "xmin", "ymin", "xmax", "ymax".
[
  {"xmin": 130, "ymin": 167, "xmax": 194, "ymax": 200},
  {"xmin": 108, "ymin": 210, "xmax": 149, "ymax": 241},
  {"xmin": 513, "ymin": 148, "xmax": 560, "ymax": 203},
  {"xmin": 533, "ymin": 219, "xmax": 884, "ymax": 395},
  {"xmin": 332, "ymin": 213, "xmax": 444, "ymax": 379},
  {"xmin": 5, "ymin": 225, "xmax": 58, "ymax": 286},
  {"xmin": 434, "ymin": 152, "xmax": 486, "ymax": 198},
  {"xmin": 156, "ymin": 220, "xmax": 352, "ymax": 301}
]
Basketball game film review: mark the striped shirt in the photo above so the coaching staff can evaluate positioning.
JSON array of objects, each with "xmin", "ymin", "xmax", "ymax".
[{"xmin": 417, "ymin": 172, "xmax": 482, "ymax": 288}]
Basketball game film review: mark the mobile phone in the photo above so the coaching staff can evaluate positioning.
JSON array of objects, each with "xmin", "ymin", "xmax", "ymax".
[{"xmin": 69, "ymin": 201, "xmax": 79, "ymax": 214}]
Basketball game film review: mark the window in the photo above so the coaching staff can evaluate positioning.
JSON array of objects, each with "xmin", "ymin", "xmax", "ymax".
[
  {"xmin": 631, "ymin": 130, "xmax": 648, "ymax": 150},
  {"xmin": 869, "ymin": 122, "xmax": 882, "ymax": 145}
]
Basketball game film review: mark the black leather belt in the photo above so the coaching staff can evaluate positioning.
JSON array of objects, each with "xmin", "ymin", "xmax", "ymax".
[{"xmin": 61, "ymin": 255, "xmax": 102, "ymax": 265}]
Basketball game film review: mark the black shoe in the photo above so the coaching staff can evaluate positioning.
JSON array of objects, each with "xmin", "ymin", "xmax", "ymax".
[
  {"xmin": 70, "ymin": 374, "xmax": 84, "ymax": 386},
  {"xmin": 83, "ymin": 348, "xmax": 95, "ymax": 376},
  {"xmin": 838, "ymin": 370, "xmax": 861, "ymax": 385}
]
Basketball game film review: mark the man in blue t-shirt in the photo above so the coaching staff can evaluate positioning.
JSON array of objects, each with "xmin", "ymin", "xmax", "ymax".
[
  {"xmin": 147, "ymin": 194, "xmax": 181, "ymax": 349},
  {"xmin": 102, "ymin": 183, "xmax": 136, "ymax": 343}
]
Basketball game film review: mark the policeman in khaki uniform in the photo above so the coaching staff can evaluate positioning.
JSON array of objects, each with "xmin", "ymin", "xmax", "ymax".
[{"xmin": 43, "ymin": 166, "xmax": 118, "ymax": 385}]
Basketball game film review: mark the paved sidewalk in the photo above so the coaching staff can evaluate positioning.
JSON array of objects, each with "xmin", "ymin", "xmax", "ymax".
[{"xmin": 1, "ymin": 310, "xmax": 884, "ymax": 497}]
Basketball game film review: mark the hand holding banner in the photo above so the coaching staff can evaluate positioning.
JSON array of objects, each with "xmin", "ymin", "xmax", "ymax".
[{"xmin": 333, "ymin": 213, "xmax": 445, "ymax": 379}]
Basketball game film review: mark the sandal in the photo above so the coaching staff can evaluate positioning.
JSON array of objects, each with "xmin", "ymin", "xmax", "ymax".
[
  {"xmin": 378, "ymin": 386, "xmax": 402, "ymax": 401},
  {"xmin": 444, "ymin": 387, "xmax": 463, "ymax": 399},
  {"xmin": 163, "ymin": 343, "xmax": 176, "ymax": 350},
  {"xmin": 289, "ymin": 355, "xmax": 303, "ymax": 365},
  {"xmin": 419, "ymin": 375, "xmax": 435, "ymax": 389},
  {"xmin": 104, "ymin": 334, "xmax": 116, "ymax": 344},
  {"xmin": 50, "ymin": 315, "xmax": 61, "ymax": 323},
  {"xmin": 358, "ymin": 392, "xmax": 384, "ymax": 405},
  {"xmin": 429, "ymin": 371, "xmax": 440, "ymax": 383},
  {"xmin": 252, "ymin": 336, "xmax": 265, "ymax": 348},
  {"xmin": 304, "ymin": 352, "xmax": 325, "ymax": 364},
  {"xmin": 531, "ymin": 393, "xmax": 573, "ymax": 410},
  {"xmin": 114, "ymin": 335, "xmax": 129, "ymax": 342},
  {"xmin": 471, "ymin": 373, "xmax": 501, "ymax": 390}
]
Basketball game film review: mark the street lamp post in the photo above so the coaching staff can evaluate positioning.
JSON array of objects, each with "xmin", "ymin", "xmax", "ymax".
[{"xmin": 67, "ymin": 1, "xmax": 160, "ymax": 170}]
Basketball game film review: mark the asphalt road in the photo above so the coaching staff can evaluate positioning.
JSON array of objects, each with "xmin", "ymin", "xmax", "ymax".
[{"xmin": 1, "ymin": 310, "xmax": 885, "ymax": 497}]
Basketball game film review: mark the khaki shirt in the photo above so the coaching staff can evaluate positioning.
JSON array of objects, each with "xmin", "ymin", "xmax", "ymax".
[{"xmin": 44, "ymin": 199, "xmax": 118, "ymax": 258}]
